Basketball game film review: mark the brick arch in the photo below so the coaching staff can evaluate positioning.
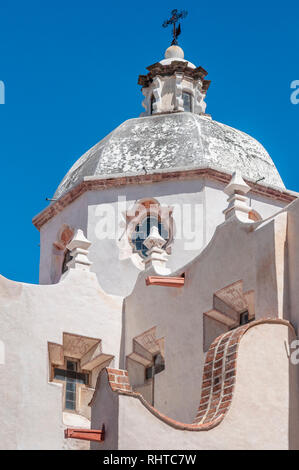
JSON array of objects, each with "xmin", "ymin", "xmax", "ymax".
[{"xmin": 103, "ymin": 318, "xmax": 294, "ymax": 431}]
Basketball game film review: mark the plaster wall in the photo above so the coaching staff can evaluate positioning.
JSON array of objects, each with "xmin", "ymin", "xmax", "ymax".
[
  {"xmin": 113, "ymin": 323, "xmax": 299, "ymax": 450},
  {"xmin": 124, "ymin": 215, "xmax": 286, "ymax": 422},
  {"xmin": 0, "ymin": 269, "xmax": 123, "ymax": 450}
]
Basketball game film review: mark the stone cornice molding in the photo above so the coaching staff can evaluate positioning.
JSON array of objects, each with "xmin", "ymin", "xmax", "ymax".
[
  {"xmin": 138, "ymin": 61, "xmax": 211, "ymax": 92},
  {"xmin": 32, "ymin": 168, "xmax": 296, "ymax": 231}
]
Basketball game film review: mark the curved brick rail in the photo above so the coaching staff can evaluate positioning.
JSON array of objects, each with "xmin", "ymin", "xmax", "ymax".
[{"xmin": 105, "ymin": 318, "xmax": 294, "ymax": 432}]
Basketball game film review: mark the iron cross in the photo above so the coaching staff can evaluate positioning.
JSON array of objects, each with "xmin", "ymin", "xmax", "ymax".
[{"xmin": 162, "ymin": 9, "xmax": 188, "ymax": 46}]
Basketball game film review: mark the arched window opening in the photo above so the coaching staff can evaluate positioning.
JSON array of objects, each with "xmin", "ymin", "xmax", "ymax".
[
  {"xmin": 131, "ymin": 215, "xmax": 169, "ymax": 258},
  {"xmin": 182, "ymin": 91, "xmax": 192, "ymax": 112}
]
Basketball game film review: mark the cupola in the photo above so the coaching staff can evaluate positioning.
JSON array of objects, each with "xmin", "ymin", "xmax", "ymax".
[{"xmin": 138, "ymin": 44, "xmax": 211, "ymax": 116}]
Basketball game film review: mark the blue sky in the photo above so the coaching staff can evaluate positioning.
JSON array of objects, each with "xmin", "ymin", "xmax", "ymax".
[{"xmin": 0, "ymin": 0, "xmax": 298, "ymax": 284}]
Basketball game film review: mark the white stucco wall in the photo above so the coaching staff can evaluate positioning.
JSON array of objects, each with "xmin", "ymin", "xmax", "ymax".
[
  {"xmin": 1, "ymin": 194, "xmax": 298, "ymax": 450},
  {"xmin": 123, "ymin": 212, "xmax": 291, "ymax": 423},
  {"xmin": 92, "ymin": 322, "xmax": 299, "ymax": 450},
  {"xmin": 0, "ymin": 269, "xmax": 123, "ymax": 450}
]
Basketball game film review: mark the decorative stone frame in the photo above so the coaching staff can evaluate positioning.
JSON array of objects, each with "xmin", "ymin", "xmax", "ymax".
[
  {"xmin": 50, "ymin": 356, "xmax": 90, "ymax": 414},
  {"xmin": 203, "ymin": 280, "xmax": 255, "ymax": 351},
  {"xmin": 119, "ymin": 198, "xmax": 174, "ymax": 270},
  {"xmin": 48, "ymin": 333, "xmax": 114, "ymax": 420},
  {"xmin": 126, "ymin": 326, "xmax": 165, "ymax": 406}
]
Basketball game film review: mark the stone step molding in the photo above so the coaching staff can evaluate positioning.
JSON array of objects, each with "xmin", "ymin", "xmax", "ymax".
[{"xmin": 204, "ymin": 280, "xmax": 255, "ymax": 330}]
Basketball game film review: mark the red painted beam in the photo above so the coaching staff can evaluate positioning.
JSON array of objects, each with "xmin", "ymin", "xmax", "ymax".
[
  {"xmin": 64, "ymin": 424, "xmax": 105, "ymax": 443},
  {"xmin": 145, "ymin": 276, "xmax": 185, "ymax": 288}
]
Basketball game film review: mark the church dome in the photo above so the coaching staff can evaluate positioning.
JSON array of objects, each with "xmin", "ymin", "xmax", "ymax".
[{"xmin": 54, "ymin": 112, "xmax": 285, "ymax": 199}]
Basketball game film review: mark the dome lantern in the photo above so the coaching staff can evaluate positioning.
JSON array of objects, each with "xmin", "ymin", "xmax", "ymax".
[
  {"xmin": 138, "ymin": 48, "xmax": 211, "ymax": 116},
  {"xmin": 138, "ymin": 8, "xmax": 210, "ymax": 116}
]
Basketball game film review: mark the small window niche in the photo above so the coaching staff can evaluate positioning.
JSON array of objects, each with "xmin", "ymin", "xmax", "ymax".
[
  {"xmin": 239, "ymin": 310, "xmax": 250, "ymax": 326},
  {"xmin": 145, "ymin": 353, "xmax": 165, "ymax": 381},
  {"xmin": 182, "ymin": 91, "xmax": 192, "ymax": 112},
  {"xmin": 48, "ymin": 333, "xmax": 114, "ymax": 419}
]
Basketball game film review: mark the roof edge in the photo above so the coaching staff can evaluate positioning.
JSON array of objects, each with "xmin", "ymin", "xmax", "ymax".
[{"xmin": 32, "ymin": 167, "xmax": 296, "ymax": 231}]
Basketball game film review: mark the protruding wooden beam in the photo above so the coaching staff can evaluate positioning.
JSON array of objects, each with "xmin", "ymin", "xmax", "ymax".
[
  {"xmin": 64, "ymin": 424, "xmax": 105, "ymax": 443},
  {"xmin": 145, "ymin": 276, "xmax": 185, "ymax": 288}
]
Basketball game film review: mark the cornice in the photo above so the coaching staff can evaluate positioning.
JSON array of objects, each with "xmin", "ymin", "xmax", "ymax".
[{"xmin": 32, "ymin": 167, "xmax": 296, "ymax": 231}]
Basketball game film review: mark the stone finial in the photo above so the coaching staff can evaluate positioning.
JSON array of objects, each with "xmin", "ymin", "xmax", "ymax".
[
  {"xmin": 223, "ymin": 171, "xmax": 252, "ymax": 222},
  {"xmin": 143, "ymin": 226, "xmax": 170, "ymax": 275},
  {"xmin": 65, "ymin": 229, "xmax": 92, "ymax": 272},
  {"xmin": 144, "ymin": 226, "xmax": 166, "ymax": 250}
]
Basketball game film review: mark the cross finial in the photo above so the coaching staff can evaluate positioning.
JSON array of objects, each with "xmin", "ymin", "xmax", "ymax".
[{"xmin": 162, "ymin": 9, "xmax": 188, "ymax": 46}]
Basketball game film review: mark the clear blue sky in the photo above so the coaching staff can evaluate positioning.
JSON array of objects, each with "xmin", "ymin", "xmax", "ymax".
[{"xmin": 0, "ymin": 0, "xmax": 298, "ymax": 284}]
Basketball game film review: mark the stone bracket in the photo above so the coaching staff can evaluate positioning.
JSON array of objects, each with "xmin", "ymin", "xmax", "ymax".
[
  {"xmin": 145, "ymin": 275, "xmax": 185, "ymax": 287},
  {"xmin": 64, "ymin": 424, "xmax": 105, "ymax": 443}
]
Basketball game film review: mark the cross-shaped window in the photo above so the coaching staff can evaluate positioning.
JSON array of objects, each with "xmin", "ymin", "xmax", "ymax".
[{"xmin": 53, "ymin": 359, "xmax": 89, "ymax": 411}]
